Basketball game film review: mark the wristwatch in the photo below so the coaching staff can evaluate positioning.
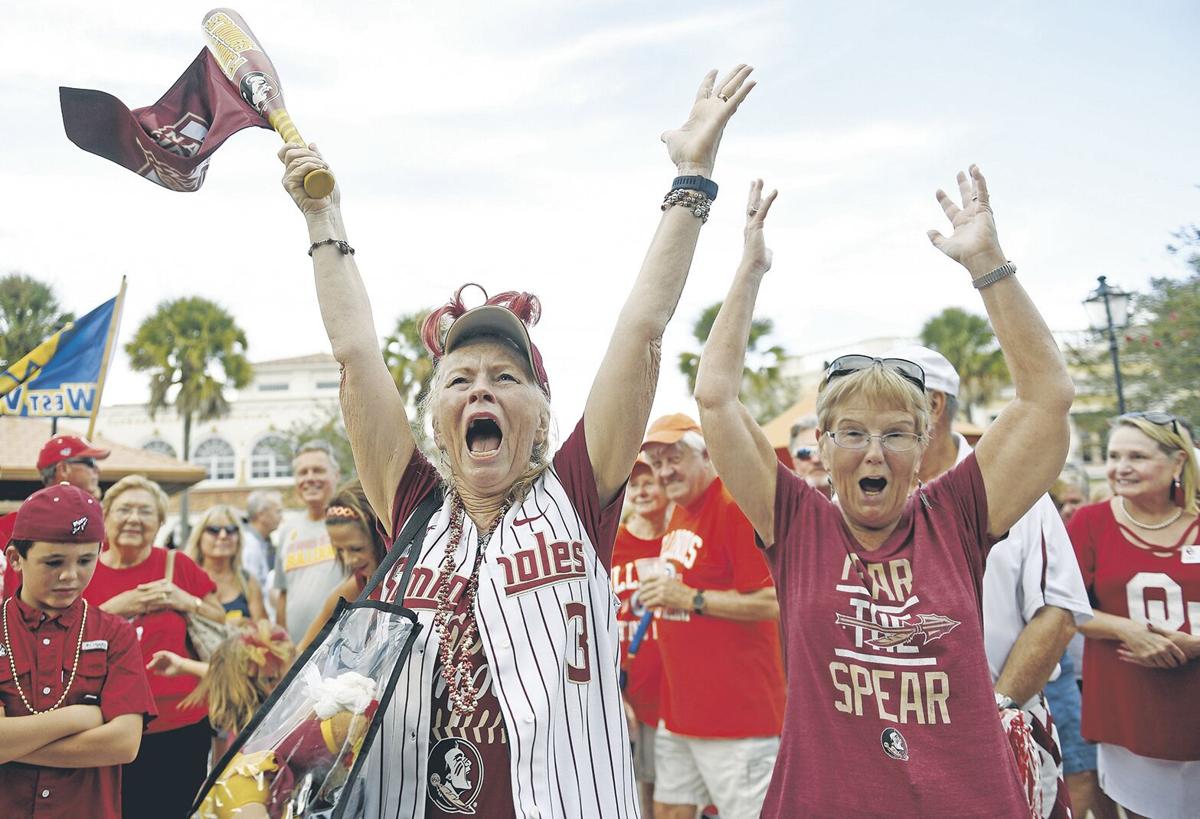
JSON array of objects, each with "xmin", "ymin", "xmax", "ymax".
[
  {"xmin": 672, "ymin": 175, "xmax": 719, "ymax": 202},
  {"xmin": 995, "ymin": 692, "xmax": 1019, "ymax": 711},
  {"xmin": 692, "ymin": 589, "xmax": 706, "ymax": 616}
]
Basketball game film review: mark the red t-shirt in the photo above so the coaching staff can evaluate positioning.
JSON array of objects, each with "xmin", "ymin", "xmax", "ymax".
[
  {"xmin": 83, "ymin": 547, "xmax": 216, "ymax": 733},
  {"xmin": 0, "ymin": 594, "xmax": 157, "ymax": 819},
  {"xmin": 759, "ymin": 455, "xmax": 1027, "ymax": 819},
  {"xmin": 657, "ymin": 476, "xmax": 785, "ymax": 738},
  {"xmin": 1068, "ymin": 501, "xmax": 1200, "ymax": 760},
  {"xmin": 0, "ymin": 511, "xmax": 18, "ymax": 598},
  {"xmin": 611, "ymin": 525, "xmax": 664, "ymax": 727}
]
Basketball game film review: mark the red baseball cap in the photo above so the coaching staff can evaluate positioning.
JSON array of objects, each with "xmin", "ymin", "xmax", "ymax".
[
  {"xmin": 12, "ymin": 483, "xmax": 104, "ymax": 544},
  {"xmin": 640, "ymin": 414, "xmax": 702, "ymax": 449},
  {"xmin": 36, "ymin": 435, "xmax": 110, "ymax": 471}
]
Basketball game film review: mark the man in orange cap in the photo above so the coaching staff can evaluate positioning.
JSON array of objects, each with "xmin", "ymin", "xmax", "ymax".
[
  {"xmin": 0, "ymin": 435, "xmax": 111, "ymax": 599},
  {"xmin": 638, "ymin": 414, "xmax": 785, "ymax": 819}
]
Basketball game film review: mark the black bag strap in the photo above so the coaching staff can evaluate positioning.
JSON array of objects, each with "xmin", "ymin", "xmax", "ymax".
[{"xmin": 359, "ymin": 486, "xmax": 443, "ymax": 602}]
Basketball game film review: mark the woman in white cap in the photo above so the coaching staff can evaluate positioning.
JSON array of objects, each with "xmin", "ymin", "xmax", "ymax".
[
  {"xmin": 695, "ymin": 171, "xmax": 1075, "ymax": 816},
  {"xmin": 279, "ymin": 66, "xmax": 757, "ymax": 818}
]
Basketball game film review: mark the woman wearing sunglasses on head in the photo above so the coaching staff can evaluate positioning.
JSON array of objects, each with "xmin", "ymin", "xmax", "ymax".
[
  {"xmin": 1066, "ymin": 412, "xmax": 1200, "ymax": 819},
  {"xmin": 694, "ymin": 169, "xmax": 1075, "ymax": 817},
  {"xmin": 186, "ymin": 505, "xmax": 269, "ymax": 624}
]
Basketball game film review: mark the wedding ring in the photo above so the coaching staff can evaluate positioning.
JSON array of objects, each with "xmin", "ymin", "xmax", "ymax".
[
  {"xmin": 748, "ymin": 207, "xmax": 759, "ymax": 216},
  {"xmin": 718, "ymin": 93, "xmax": 729, "ymax": 102}
]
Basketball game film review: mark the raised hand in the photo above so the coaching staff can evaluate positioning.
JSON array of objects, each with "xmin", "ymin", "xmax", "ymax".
[
  {"xmin": 279, "ymin": 142, "xmax": 339, "ymax": 216},
  {"xmin": 927, "ymin": 164, "xmax": 1007, "ymax": 277},
  {"xmin": 743, "ymin": 179, "xmax": 778, "ymax": 275},
  {"xmin": 661, "ymin": 66, "xmax": 757, "ymax": 178},
  {"xmin": 146, "ymin": 650, "xmax": 188, "ymax": 676}
]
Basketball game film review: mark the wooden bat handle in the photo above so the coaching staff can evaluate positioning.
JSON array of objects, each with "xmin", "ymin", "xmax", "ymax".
[{"xmin": 269, "ymin": 108, "xmax": 335, "ymax": 199}]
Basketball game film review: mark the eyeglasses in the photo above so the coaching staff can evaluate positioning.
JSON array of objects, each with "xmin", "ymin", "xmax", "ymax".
[
  {"xmin": 825, "ymin": 430, "xmax": 925, "ymax": 453},
  {"xmin": 204, "ymin": 525, "xmax": 239, "ymax": 537},
  {"xmin": 1120, "ymin": 410, "xmax": 1182, "ymax": 434},
  {"xmin": 65, "ymin": 457, "xmax": 97, "ymax": 469},
  {"xmin": 824, "ymin": 355, "xmax": 926, "ymax": 393}
]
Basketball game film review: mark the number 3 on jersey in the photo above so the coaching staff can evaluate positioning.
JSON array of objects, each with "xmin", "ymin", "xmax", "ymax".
[
  {"xmin": 564, "ymin": 601, "xmax": 592, "ymax": 683},
  {"xmin": 1127, "ymin": 571, "xmax": 1200, "ymax": 634}
]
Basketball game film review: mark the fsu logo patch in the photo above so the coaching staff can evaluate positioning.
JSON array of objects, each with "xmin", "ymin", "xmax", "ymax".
[
  {"xmin": 881, "ymin": 727, "xmax": 909, "ymax": 761},
  {"xmin": 428, "ymin": 737, "xmax": 484, "ymax": 814},
  {"xmin": 239, "ymin": 71, "xmax": 280, "ymax": 114}
]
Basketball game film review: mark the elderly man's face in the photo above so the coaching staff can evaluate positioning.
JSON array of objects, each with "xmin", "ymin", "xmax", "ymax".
[
  {"xmin": 56, "ymin": 457, "xmax": 101, "ymax": 498},
  {"xmin": 643, "ymin": 442, "xmax": 713, "ymax": 507},
  {"xmin": 294, "ymin": 451, "xmax": 337, "ymax": 509}
]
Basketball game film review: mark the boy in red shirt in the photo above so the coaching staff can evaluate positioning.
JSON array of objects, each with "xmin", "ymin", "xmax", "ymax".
[{"xmin": 0, "ymin": 483, "xmax": 155, "ymax": 819}]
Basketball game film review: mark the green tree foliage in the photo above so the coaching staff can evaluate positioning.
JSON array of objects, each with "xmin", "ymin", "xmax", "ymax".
[
  {"xmin": 382, "ymin": 308, "xmax": 435, "ymax": 439},
  {"xmin": 125, "ymin": 297, "xmax": 251, "ymax": 539},
  {"xmin": 919, "ymin": 307, "xmax": 1009, "ymax": 423},
  {"xmin": 678, "ymin": 301, "xmax": 797, "ymax": 424},
  {"xmin": 280, "ymin": 407, "xmax": 356, "ymax": 484},
  {"xmin": 0, "ymin": 273, "xmax": 75, "ymax": 367}
]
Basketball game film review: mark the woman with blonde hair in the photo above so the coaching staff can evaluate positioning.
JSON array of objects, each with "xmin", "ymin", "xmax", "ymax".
[
  {"xmin": 1068, "ymin": 412, "xmax": 1200, "ymax": 818},
  {"xmin": 186, "ymin": 504, "xmax": 268, "ymax": 623}
]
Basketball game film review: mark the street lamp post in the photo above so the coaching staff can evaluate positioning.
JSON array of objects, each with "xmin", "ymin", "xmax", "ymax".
[{"xmin": 1083, "ymin": 275, "xmax": 1132, "ymax": 415}]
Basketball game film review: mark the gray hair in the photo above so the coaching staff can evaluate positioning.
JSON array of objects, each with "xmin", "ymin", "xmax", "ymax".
[
  {"xmin": 39, "ymin": 465, "xmax": 58, "ymax": 486},
  {"xmin": 789, "ymin": 414, "xmax": 818, "ymax": 452},
  {"xmin": 943, "ymin": 393, "xmax": 960, "ymax": 424},
  {"xmin": 246, "ymin": 489, "xmax": 283, "ymax": 520},
  {"xmin": 294, "ymin": 439, "xmax": 340, "ymax": 475},
  {"xmin": 677, "ymin": 430, "xmax": 708, "ymax": 456}
]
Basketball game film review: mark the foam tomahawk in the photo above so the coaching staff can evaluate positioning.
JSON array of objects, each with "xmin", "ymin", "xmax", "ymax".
[{"xmin": 201, "ymin": 8, "xmax": 335, "ymax": 198}]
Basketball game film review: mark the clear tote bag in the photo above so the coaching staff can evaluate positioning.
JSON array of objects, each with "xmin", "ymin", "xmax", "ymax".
[{"xmin": 190, "ymin": 490, "xmax": 441, "ymax": 819}]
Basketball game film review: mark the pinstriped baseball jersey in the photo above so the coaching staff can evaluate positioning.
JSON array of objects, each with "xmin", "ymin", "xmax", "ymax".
[{"xmin": 361, "ymin": 419, "xmax": 641, "ymax": 819}]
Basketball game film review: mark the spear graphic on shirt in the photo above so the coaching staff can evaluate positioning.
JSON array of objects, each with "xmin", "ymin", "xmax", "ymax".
[{"xmin": 834, "ymin": 612, "xmax": 961, "ymax": 648}]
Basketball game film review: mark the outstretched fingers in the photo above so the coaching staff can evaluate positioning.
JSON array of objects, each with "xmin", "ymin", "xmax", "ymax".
[
  {"xmin": 956, "ymin": 170, "xmax": 974, "ymax": 209},
  {"xmin": 971, "ymin": 164, "xmax": 990, "ymax": 207},
  {"xmin": 935, "ymin": 189, "xmax": 960, "ymax": 222},
  {"xmin": 757, "ymin": 188, "xmax": 779, "ymax": 222},
  {"xmin": 715, "ymin": 64, "xmax": 750, "ymax": 99},
  {"xmin": 694, "ymin": 69, "xmax": 718, "ymax": 102}
]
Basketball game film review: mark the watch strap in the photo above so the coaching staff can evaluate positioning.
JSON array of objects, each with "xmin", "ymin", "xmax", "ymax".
[{"xmin": 672, "ymin": 175, "xmax": 718, "ymax": 202}]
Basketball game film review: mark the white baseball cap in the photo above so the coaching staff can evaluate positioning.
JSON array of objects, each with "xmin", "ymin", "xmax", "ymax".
[{"xmin": 884, "ymin": 345, "xmax": 960, "ymax": 397}]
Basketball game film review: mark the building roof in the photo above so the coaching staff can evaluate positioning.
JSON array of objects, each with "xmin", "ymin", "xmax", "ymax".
[
  {"xmin": 251, "ymin": 353, "xmax": 338, "ymax": 368},
  {"xmin": 0, "ymin": 417, "xmax": 206, "ymax": 501}
]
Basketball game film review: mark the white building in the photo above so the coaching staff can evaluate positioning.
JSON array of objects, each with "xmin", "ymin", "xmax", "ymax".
[{"xmin": 95, "ymin": 353, "xmax": 342, "ymax": 514}]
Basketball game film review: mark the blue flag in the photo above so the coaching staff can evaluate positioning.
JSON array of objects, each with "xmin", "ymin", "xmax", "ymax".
[{"xmin": 0, "ymin": 295, "xmax": 120, "ymax": 417}]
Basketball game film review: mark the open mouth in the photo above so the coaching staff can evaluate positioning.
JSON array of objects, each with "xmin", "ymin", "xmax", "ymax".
[
  {"xmin": 466, "ymin": 417, "xmax": 503, "ymax": 457},
  {"xmin": 859, "ymin": 476, "xmax": 888, "ymax": 495}
]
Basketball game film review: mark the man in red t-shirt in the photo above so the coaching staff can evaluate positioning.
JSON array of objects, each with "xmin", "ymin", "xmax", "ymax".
[
  {"xmin": 638, "ymin": 414, "xmax": 785, "ymax": 819},
  {"xmin": 1, "ymin": 435, "xmax": 110, "ymax": 599}
]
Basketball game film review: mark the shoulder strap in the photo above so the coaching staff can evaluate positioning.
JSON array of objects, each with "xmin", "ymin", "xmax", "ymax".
[
  {"xmin": 164, "ymin": 548, "xmax": 176, "ymax": 583},
  {"xmin": 359, "ymin": 487, "xmax": 444, "ymax": 603}
]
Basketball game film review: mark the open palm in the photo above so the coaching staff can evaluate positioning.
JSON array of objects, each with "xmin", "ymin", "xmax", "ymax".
[
  {"xmin": 662, "ymin": 66, "xmax": 756, "ymax": 176},
  {"xmin": 927, "ymin": 165, "xmax": 1005, "ymax": 274}
]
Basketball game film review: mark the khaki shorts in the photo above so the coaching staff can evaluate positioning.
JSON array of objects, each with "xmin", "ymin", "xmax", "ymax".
[
  {"xmin": 632, "ymin": 720, "xmax": 656, "ymax": 783},
  {"xmin": 653, "ymin": 728, "xmax": 778, "ymax": 819}
]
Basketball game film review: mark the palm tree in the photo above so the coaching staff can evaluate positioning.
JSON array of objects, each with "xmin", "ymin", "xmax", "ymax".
[
  {"xmin": 679, "ymin": 301, "xmax": 796, "ymax": 423},
  {"xmin": 0, "ymin": 273, "xmax": 74, "ymax": 367},
  {"xmin": 919, "ymin": 307, "xmax": 1010, "ymax": 423},
  {"xmin": 125, "ymin": 297, "xmax": 251, "ymax": 541},
  {"xmin": 382, "ymin": 308, "xmax": 435, "ymax": 440}
]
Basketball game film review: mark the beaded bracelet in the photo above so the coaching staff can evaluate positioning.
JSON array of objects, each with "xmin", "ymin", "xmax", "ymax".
[
  {"xmin": 308, "ymin": 238, "xmax": 355, "ymax": 257},
  {"xmin": 662, "ymin": 189, "xmax": 712, "ymax": 223}
]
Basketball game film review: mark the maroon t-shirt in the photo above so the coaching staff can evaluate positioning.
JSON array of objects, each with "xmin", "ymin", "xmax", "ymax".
[{"xmin": 759, "ymin": 453, "xmax": 1027, "ymax": 818}]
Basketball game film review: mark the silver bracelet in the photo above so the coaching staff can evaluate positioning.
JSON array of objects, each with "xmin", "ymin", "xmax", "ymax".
[
  {"xmin": 662, "ymin": 188, "xmax": 712, "ymax": 223},
  {"xmin": 972, "ymin": 261, "xmax": 1017, "ymax": 289}
]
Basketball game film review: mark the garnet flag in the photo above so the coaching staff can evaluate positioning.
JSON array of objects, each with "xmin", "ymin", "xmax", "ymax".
[{"xmin": 60, "ymin": 49, "xmax": 270, "ymax": 192}]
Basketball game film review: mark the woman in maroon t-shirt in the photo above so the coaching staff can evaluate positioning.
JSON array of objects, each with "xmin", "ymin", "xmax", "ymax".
[
  {"xmin": 693, "ymin": 170, "xmax": 1074, "ymax": 817},
  {"xmin": 1069, "ymin": 413, "xmax": 1200, "ymax": 819},
  {"xmin": 83, "ymin": 476, "xmax": 224, "ymax": 819}
]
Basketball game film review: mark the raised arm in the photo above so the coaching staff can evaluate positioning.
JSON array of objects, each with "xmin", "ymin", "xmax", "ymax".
[
  {"xmin": 927, "ymin": 166, "xmax": 1075, "ymax": 536},
  {"xmin": 585, "ymin": 66, "xmax": 757, "ymax": 505},
  {"xmin": 280, "ymin": 145, "xmax": 412, "ymax": 533},
  {"xmin": 694, "ymin": 180, "xmax": 780, "ymax": 542}
]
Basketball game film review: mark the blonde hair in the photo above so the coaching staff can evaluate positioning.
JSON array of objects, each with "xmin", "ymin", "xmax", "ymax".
[
  {"xmin": 181, "ymin": 622, "xmax": 293, "ymax": 735},
  {"xmin": 1111, "ymin": 415, "xmax": 1199, "ymax": 515},
  {"xmin": 421, "ymin": 337, "xmax": 554, "ymax": 505},
  {"xmin": 186, "ymin": 505, "xmax": 248, "ymax": 598},
  {"xmin": 816, "ymin": 363, "xmax": 932, "ymax": 437},
  {"xmin": 102, "ymin": 475, "xmax": 169, "ymax": 525}
]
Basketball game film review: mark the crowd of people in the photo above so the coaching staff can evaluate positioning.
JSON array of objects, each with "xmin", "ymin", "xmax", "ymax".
[{"xmin": 0, "ymin": 63, "xmax": 1196, "ymax": 819}]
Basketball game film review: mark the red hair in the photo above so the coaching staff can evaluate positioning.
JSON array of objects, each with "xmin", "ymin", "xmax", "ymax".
[{"xmin": 420, "ymin": 283, "xmax": 542, "ymax": 359}]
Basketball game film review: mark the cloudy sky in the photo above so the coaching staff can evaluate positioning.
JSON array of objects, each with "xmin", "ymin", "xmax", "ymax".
[{"xmin": 2, "ymin": 1, "xmax": 1197, "ymax": 434}]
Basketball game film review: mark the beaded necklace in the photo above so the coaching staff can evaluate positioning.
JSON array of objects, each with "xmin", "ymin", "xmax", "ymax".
[
  {"xmin": 2, "ymin": 597, "xmax": 88, "ymax": 714},
  {"xmin": 434, "ymin": 494, "xmax": 508, "ymax": 716},
  {"xmin": 1118, "ymin": 497, "xmax": 1183, "ymax": 531}
]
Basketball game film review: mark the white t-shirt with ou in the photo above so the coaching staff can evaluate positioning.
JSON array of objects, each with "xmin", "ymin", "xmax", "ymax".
[
  {"xmin": 273, "ymin": 511, "xmax": 346, "ymax": 643},
  {"xmin": 952, "ymin": 434, "xmax": 1093, "ymax": 687}
]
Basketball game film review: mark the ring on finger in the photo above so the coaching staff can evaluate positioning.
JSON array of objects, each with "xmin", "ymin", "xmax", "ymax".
[
  {"xmin": 718, "ymin": 93, "xmax": 729, "ymax": 102},
  {"xmin": 748, "ymin": 207, "xmax": 759, "ymax": 216}
]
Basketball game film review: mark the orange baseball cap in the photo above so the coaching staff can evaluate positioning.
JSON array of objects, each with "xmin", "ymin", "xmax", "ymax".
[
  {"xmin": 640, "ymin": 413, "xmax": 701, "ymax": 449},
  {"xmin": 629, "ymin": 453, "xmax": 654, "ymax": 479}
]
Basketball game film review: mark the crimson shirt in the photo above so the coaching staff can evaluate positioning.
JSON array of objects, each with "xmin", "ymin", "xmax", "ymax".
[
  {"xmin": 0, "ymin": 594, "xmax": 156, "ymax": 819},
  {"xmin": 0, "ymin": 511, "xmax": 18, "ymax": 598},
  {"xmin": 83, "ymin": 548, "xmax": 216, "ymax": 733},
  {"xmin": 610, "ymin": 525, "xmax": 664, "ymax": 726},
  {"xmin": 759, "ymin": 455, "xmax": 1027, "ymax": 819},
  {"xmin": 1068, "ymin": 502, "xmax": 1200, "ymax": 760},
  {"xmin": 657, "ymin": 477, "xmax": 785, "ymax": 738}
]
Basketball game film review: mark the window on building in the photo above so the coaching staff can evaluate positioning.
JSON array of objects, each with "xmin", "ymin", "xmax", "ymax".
[
  {"xmin": 142, "ymin": 438, "xmax": 177, "ymax": 459},
  {"xmin": 258, "ymin": 383, "xmax": 289, "ymax": 392},
  {"xmin": 194, "ymin": 437, "xmax": 236, "ymax": 481},
  {"xmin": 316, "ymin": 381, "xmax": 340, "ymax": 390},
  {"xmin": 251, "ymin": 434, "xmax": 293, "ymax": 480}
]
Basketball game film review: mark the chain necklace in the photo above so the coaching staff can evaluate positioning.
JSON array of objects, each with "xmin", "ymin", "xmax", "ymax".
[
  {"xmin": 1119, "ymin": 497, "xmax": 1183, "ymax": 531},
  {"xmin": 433, "ymin": 494, "xmax": 508, "ymax": 716},
  {"xmin": 2, "ymin": 598, "xmax": 88, "ymax": 714}
]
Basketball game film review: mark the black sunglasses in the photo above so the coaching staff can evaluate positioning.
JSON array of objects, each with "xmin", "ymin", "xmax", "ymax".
[
  {"xmin": 66, "ymin": 457, "xmax": 97, "ymax": 469},
  {"xmin": 824, "ymin": 355, "xmax": 926, "ymax": 393},
  {"xmin": 793, "ymin": 447, "xmax": 814, "ymax": 460},
  {"xmin": 204, "ymin": 525, "xmax": 239, "ymax": 537},
  {"xmin": 1120, "ymin": 411, "xmax": 1181, "ymax": 437}
]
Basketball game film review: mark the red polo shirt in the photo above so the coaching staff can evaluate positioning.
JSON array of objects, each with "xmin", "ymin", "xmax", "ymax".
[
  {"xmin": 0, "ymin": 593, "xmax": 156, "ymax": 819},
  {"xmin": 0, "ymin": 511, "xmax": 17, "ymax": 598}
]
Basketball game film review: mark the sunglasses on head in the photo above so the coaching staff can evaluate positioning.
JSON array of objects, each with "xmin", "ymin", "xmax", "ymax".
[
  {"xmin": 204, "ymin": 525, "xmax": 239, "ymax": 537},
  {"xmin": 824, "ymin": 355, "xmax": 926, "ymax": 393},
  {"xmin": 1120, "ymin": 411, "xmax": 1181, "ymax": 437},
  {"xmin": 66, "ymin": 456, "xmax": 97, "ymax": 469}
]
